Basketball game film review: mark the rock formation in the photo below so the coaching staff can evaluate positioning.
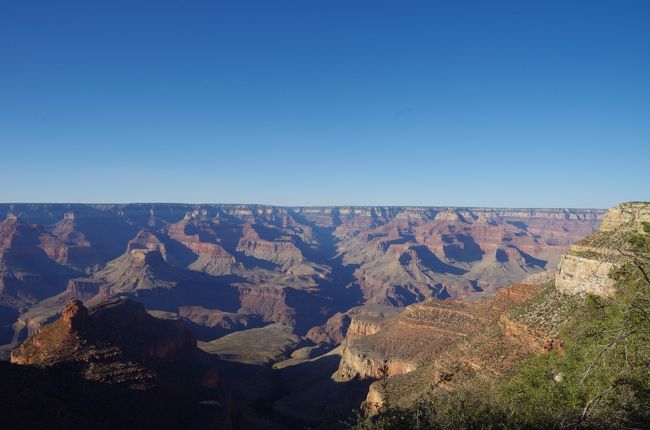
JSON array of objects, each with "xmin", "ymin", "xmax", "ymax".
[
  {"xmin": 556, "ymin": 202, "xmax": 650, "ymax": 296},
  {"xmin": 334, "ymin": 284, "xmax": 544, "ymax": 384},
  {"xmin": 11, "ymin": 297, "xmax": 197, "ymax": 377},
  {"xmin": 6, "ymin": 297, "xmax": 246, "ymax": 429}
]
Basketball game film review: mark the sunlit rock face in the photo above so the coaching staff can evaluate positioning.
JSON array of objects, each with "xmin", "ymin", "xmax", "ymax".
[
  {"xmin": 556, "ymin": 202, "xmax": 650, "ymax": 297},
  {"xmin": 556, "ymin": 255, "xmax": 617, "ymax": 296}
]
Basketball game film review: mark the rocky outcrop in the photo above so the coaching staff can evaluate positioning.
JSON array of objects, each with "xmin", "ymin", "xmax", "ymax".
[
  {"xmin": 236, "ymin": 285, "xmax": 294, "ymax": 325},
  {"xmin": 88, "ymin": 248, "xmax": 177, "ymax": 294},
  {"xmin": 167, "ymin": 213, "xmax": 240, "ymax": 276},
  {"xmin": 346, "ymin": 317, "xmax": 383, "ymax": 340},
  {"xmin": 306, "ymin": 312, "xmax": 351, "ymax": 345},
  {"xmin": 556, "ymin": 255, "xmax": 617, "ymax": 296},
  {"xmin": 126, "ymin": 229, "xmax": 167, "ymax": 260},
  {"xmin": 236, "ymin": 223, "xmax": 305, "ymax": 267},
  {"xmin": 11, "ymin": 297, "xmax": 198, "ymax": 388},
  {"xmin": 337, "ymin": 346, "xmax": 416, "ymax": 380},
  {"xmin": 60, "ymin": 298, "xmax": 88, "ymax": 331},
  {"xmin": 556, "ymin": 202, "xmax": 650, "ymax": 297},
  {"xmin": 66, "ymin": 277, "xmax": 105, "ymax": 300},
  {"xmin": 6, "ymin": 297, "xmax": 245, "ymax": 430},
  {"xmin": 67, "ymin": 230, "xmax": 237, "ymax": 302},
  {"xmin": 44, "ymin": 212, "xmax": 106, "ymax": 272},
  {"xmin": 179, "ymin": 306, "xmax": 254, "ymax": 333},
  {"xmin": 306, "ymin": 305, "xmax": 400, "ymax": 345},
  {"xmin": 598, "ymin": 202, "xmax": 650, "ymax": 232}
]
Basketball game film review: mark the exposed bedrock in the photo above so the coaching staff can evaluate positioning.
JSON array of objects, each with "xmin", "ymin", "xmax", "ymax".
[
  {"xmin": 556, "ymin": 202, "xmax": 650, "ymax": 297},
  {"xmin": 556, "ymin": 255, "xmax": 616, "ymax": 296}
]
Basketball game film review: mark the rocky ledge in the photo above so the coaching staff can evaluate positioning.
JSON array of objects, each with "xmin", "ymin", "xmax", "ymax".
[
  {"xmin": 334, "ymin": 284, "xmax": 542, "ymax": 385},
  {"xmin": 556, "ymin": 202, "xmax": 650, "ymax": 296}
]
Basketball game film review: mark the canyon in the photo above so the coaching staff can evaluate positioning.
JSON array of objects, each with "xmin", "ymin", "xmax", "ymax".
[
  {"xmin": 334, "ymin": 202, "xmax": 650, "ymax": 415},
  {"xmin": 0, "ymin": 203, "xmax": 608, "ymax": 428},
  {"xmin": 0, "ymin": 204, "xmax": 602, "ymax": 352}
]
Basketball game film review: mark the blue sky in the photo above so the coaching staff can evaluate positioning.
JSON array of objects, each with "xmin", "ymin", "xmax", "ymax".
[{"xmin": 1, "ymin": 1, "xmax": 648, "ymax": 208}]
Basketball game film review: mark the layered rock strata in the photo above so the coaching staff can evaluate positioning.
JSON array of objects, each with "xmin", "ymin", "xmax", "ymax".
[{"xmin": 556, "ymin": 202, "xmax": 650, "ymax": 296}]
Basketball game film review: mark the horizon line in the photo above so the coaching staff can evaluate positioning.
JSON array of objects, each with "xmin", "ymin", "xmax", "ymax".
[{"xmin": 0, "ymin": 202, "xmax": 611, "ymax": 210}]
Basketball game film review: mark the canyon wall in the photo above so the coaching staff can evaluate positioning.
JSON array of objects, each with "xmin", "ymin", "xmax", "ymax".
[{"xmin": 556, "ymin": 202, "xmax": 650, "ymax": 296}]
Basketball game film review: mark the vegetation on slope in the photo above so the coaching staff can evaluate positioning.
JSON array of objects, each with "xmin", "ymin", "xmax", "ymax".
[{"xmin": 349, "ymin": 223, "xmax": 650, "ymax": 429}]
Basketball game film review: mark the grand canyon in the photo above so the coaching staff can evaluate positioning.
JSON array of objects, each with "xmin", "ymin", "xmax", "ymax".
[
  {"xmin": 1, "ymin": 202, "xmax": 617, "ymax": 428},
  {"xmin": 0, "ymin": 204, "xmax": 604, "ymax": 348},
  {"xmin": 4, "ymin": 2, "xmax": 649, "ymax": 428}
]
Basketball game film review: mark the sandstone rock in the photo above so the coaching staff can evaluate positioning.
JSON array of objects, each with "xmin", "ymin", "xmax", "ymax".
[
  {"xmin": 61, "ymin": 299, "xmax": 88, "ymax": 331},
  {"xmin": 556, "ymin": 254, "xmax": 616, "ymax": 296},
  {"xmin": 12, "ymin": 297, "xmax": 198, "ymax": 375},
  {"xmin": 0, "ymin": 216, "xmax": 77, "ymax": 305},
  {"xmin": 306, "ymin": 312, "xmax": 351, "ymax": 345},
  {"xmin": 599, "ymin": 202, "xmax": 650, "ymax": 232},
  {"xmin": 555, "ymin": 202, "xmax": 650, "ymax": 296},
  {"xmin": 126, "ymin": 229, "xmax": 167, "ymax": 260}
]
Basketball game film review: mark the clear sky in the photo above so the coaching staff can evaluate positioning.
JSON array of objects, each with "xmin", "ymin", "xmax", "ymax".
[{"xmin": 1, "ymin": 1, "xmax": 648, "ymax": 208}]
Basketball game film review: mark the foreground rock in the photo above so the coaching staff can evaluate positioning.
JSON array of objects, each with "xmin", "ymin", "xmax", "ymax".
[
  {"xmin": 556, "ymin": 202, "xmax": 650, "ymax": 296},
  {"xmin": 8, "ymin": 297, "xmax": 245, "ymax": 429}
]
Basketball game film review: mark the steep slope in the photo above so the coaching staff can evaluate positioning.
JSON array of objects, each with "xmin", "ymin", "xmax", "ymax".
[
  {"xmin": 305, "ymin": 304, "xmax": 400, "ymax": 346},
  {"xmin": 77, "ymin": 230, "xmax": 239, "ymax": 307},
  {"xmin": 12, "ymin": 298, "xmax": 196, "ymax": 377}
]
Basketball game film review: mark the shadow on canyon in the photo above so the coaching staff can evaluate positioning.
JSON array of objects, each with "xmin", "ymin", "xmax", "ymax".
[{"xmin": 216, "ymin": 353, "xmax": 371, "ymax": 429}]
